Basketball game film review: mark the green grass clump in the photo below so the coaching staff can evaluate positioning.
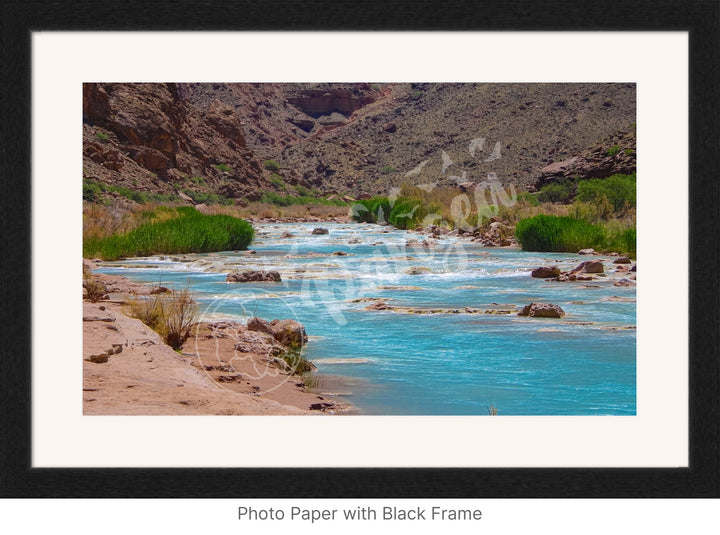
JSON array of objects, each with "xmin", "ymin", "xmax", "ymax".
[
  {"xmin": 515, "ymin": 215, "xmax": 606, "ymax": 253},
  {"xmin": 95, "ymin": 131, "xmax": 110, "ymax": 142},
  {"xmin": 606, "ymin": 145, "xmax": 621, "ymax": 156},
  {"xmin": 515, "ymin": 214, "xmax": 635, "ymax": 256},
  {"xmin": 83, "ymin": 206, "xmax": 254, "ymax": 260},
  {"xmin": 189, "ymin": 176, "xmax": 206, "ymax": 185},
  {"xmin": 264, "ymin": 159, "xmax": 281, "ymax": 172},
  {"xmin": 380, "ymin": 165, "xmax": 397, "ymax": 174}
]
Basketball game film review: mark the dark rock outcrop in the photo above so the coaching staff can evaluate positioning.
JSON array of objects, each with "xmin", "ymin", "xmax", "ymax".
[
  {"xmin": 226, "ymin": 270, "xmax": 282, "ymax": 282},
  {"xmin": 531, "ymin": 266, "xmax": 561, "ymax": 278},
  {"xmin": 517, "ymin": 303, "xmax": 566, "ymax": 318}
]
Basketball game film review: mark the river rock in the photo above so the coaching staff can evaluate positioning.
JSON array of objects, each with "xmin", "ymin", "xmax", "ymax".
[
  {"xmin": 226, "ymin": 270, "xmax": 281, "ymax": 282},
  {"xmin": 531, "ymin": 265, "xmax": 561, "ymax": 278},
  {"xmin": 269, "ymin": 319, "xmax": 308, "ymax": 349},
  {"xmin": 280, "ymin": 231, "xmax": 295, "ymax": 238},
  {"xmin": 332, "ymin": 251, "xmax": 349, "ymax": 256},
  {"xmin": 311, "ymin": 227, "xmax": 329, "ymax": 235},
  {"xmin": 246, "ymin": 317, "xmax": 276, "ymax": 338},
  {"xmin": 518, "ymin": 302, "xmax": 566, "ymax": 318},
  {"xmin": 570, "ymin": 260, "xmax": 604, "ymax": 274},
  {"xmin": 613, "ymin": 256, "xmax": 631, "ymax": 264},
  {"xmin": 578, "ymin": 248, "xmax": 596, "ymax": 255},
  {"xmin": 150, "ymin": 286, "xmax": 170, "ymax": 294}
]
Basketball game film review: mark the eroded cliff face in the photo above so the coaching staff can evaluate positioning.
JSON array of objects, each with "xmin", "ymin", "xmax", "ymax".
[
  {"xmin": 83, "ymin": 82, "xmax": 636, "ymax": 203},
  {"xmin": 83, "ymin": 83, "xmax": 270, "ymax": 201}
]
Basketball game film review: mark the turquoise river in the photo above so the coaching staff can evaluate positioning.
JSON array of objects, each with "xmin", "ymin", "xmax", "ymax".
[{"xmin": 96, "ymin": 221, "xmax": 637, "ymax": 415}]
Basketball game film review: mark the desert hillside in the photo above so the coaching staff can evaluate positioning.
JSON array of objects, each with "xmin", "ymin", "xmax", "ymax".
[{"xmin": 83, "ymin": 82, "xmax": 635, "ymax": 203}]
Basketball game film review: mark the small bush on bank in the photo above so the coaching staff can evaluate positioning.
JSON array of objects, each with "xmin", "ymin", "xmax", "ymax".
[{"xmin": 127, "ymin": 288, "xmax": 197, "ymax": 350}]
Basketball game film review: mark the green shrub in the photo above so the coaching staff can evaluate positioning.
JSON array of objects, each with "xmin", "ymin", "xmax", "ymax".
[
  {"xmin": 516, "ymin": 191, "xmax": 540, "ymax": 207},
  {"xmin": 264, "ymin": 159, "xmax": 281, "ymax": 172},
  {"xmin": 624, "ymin": 148, "xmax": 634, "ymax": 156},
  {"xmin": 181, "ymin": 188, "xmax": 233, "ymax": 205},
  {"xmin": 269, "ymin": 175, "xmax": 285, "ymax": 189},
  {"xmin": 537, "ymin": 180, "xmax": 574, "ymax": 204},
  {"xmin": 260, "ymin": 192, "xmax": 346, "ymax": 207},
  {"xmin": 293, "ymin": 184, "xmax": 314, "ymax": 197},
  {"xmin": 214, "ymin": 163, "xmax": 233, "ymax": 173},
  {"xmin": 575, "ymin": 173, "xmax": 636, "ymax": 212},
  {"xmin": 350, "ymin": 197, "xmax": 392, "ymax": 223},
  {"xmin": 380, "ymin": 165, "xmax": 397, "ymax": 174},
  {"xmin": 83, "ymin": 179, "xmax": 104, "ymax": 202},
  {"xmin": 606, "ymin": 145, "xmax": 621, "ymax": 156},
  {"xmin": 83, "ymin": 207, "xmax": 254, "ymax": 260},
  {"xmin": 515, "ymin": 215, "xmax": 606, "ymax": 253},
  {"xmin": 95, "ymin": 131, "xmax": 110, "ymax": 142},
  {"xmin": 190, "ymin": 176, "xmax": 206, "ymax": 185}
]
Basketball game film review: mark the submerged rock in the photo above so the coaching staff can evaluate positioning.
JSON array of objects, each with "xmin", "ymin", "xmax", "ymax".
[
  {"xmin": 404, "ymin": 266, "xmax": 431, "ymax": 275},
  {"xmin": 226, "ymin": 270, "xmax": 281, "ymax": 282},
  {"xmin": 518, "ymin": 302, "xmax": 566, "ymax": 318}
]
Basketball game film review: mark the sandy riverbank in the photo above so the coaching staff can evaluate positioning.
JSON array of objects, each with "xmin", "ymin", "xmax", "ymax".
[{"xmin": 83, "ymin": 267, "xmax": 350, "ymax": 415}]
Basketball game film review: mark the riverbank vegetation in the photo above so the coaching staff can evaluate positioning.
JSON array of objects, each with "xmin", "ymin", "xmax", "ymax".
[
  {"xmin": 351, "ymin": 174, "xmax": 636, "ymax": 256},
  {"xmin": 83, "ymin": 206, "xmax": 254, "ymax": 260}
]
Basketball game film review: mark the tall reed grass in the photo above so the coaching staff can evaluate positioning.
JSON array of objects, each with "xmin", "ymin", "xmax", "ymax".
[{"xmin": 84, "ymin": 206, "xmax": 254, "ymax": 260}]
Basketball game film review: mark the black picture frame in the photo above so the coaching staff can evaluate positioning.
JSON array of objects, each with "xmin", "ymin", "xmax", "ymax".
[{"xmin": 1, "ymin": 0, "xmax": 718, "ymax": 498}]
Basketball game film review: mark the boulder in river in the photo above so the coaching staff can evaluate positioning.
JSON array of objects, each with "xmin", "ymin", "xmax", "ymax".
[
  {"xmin": 311, "ymin": 227, "xmax": 329, "ymax": 235},
  {"xmin": 518, "ymin": 302, "xmax": 566, "ymax": 318},
  {"xmin": 226, "ymin": 270, "xmax": 281, "ymax": 282},
  {"xmin": 578, "ymin": 248, "xmax": 596, "ymax": 255},
  {"xmin": 613, "ymin": 256, "xmax": 632, "ymax": 264},
  {"xmin": 531, "ymin": 265, "xmax": 561, "ymax": 278},
  {"xmin": 570, "ymin": 260, "xmax": 604, "ymax": 274}
]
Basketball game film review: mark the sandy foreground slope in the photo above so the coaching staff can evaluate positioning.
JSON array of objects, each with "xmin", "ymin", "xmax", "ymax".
[{"xmin": 83, "ymin": 273, "xmax": 349, "ymax": 415}]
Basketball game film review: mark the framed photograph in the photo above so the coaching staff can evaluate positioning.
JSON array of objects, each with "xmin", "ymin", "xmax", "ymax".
[{"xmin": 1, "ymin": 1, "xmax": 717, "ymax": 498}]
